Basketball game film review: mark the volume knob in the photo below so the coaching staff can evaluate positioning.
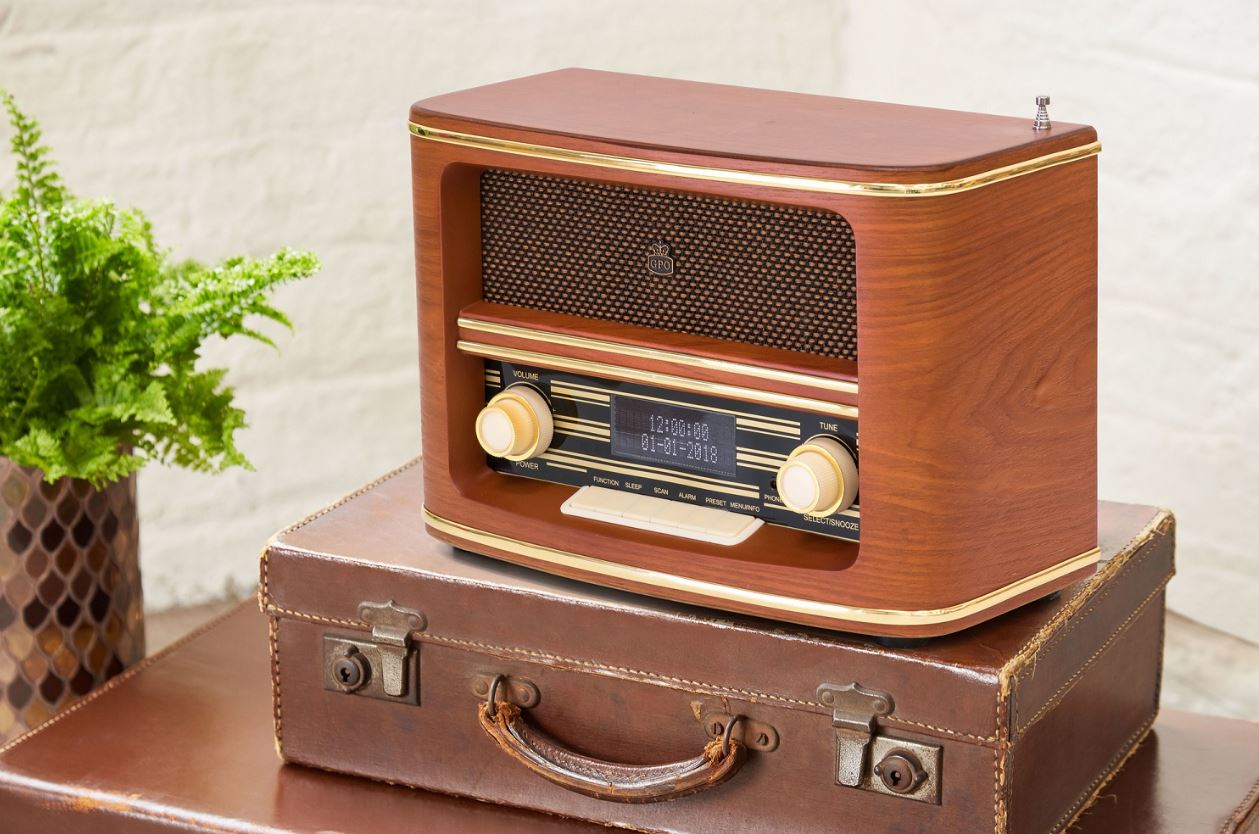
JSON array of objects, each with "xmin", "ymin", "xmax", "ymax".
[
  {"xmin": 475, "ymin": 384, "xmax": 553, "ymax": 461},
  {"xmin": 776, "ymin": 437, "xmax": 858, "ymax": 516}
]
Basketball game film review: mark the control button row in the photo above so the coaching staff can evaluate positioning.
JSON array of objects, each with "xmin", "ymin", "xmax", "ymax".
[{"xmin": 560, "ymin": 486, "xmax": 762, "ymax": 546}]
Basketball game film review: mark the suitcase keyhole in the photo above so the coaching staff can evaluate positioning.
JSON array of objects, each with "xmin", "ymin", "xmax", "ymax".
[
  {"xmin": 875, "ymin": 751, "xmax": 924, "ymax": 795},
  {"xmin": 331, "ymin": 651, "xmax": 368, "ymax": 692}
]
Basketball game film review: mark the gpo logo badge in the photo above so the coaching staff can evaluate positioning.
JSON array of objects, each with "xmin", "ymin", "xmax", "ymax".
[{"xmin": 646, "ymin": 240, "xmax": 674, "ymax": 276}]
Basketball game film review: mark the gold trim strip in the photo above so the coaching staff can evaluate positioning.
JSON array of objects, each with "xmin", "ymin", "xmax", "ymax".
[
  {"xmin": 551, "ymin": 386, "xmax": 610, "ymax": 404},
  {"xmin": 737, "ymin": 451, "xmax": 788, "ymax": 468},
  {"xmin": 738, "ymin": 425, "xmax": 803, "ymax": 440},
  {"xmin": 738, "ymin": 446, "xmax": 788, "ymax": 461},
  {"xmin": 556, "ymin": 420, "xmax": 609, "ymax": 433},
  {"xmin": 545, "ymin": 461, "xmax": 588, "ymax": 473},
  {"xmin": 463, "ymin": 341, "xmax": 856, "ymax": 419},
  {"xmin": 551, "ymin": 379, "xmax": 614, "ymax": 396},
  {"xmin": 459, "ymin": 317, "xmax": 859, "ymax": 396},
  {"xmin": 423, "ymin": 508, "xmax": 1102, "ymax": 627},
  {"xmin": 555, "ymin": 433, "xmax": 609, "ymax": 445},
  {"xmin": 736, "ymin": 418, "xmax": 800, "ymax": 435},
  {"xmin": 554, "ymin": 428, "xmax": 610, "ymax": 442},
  {"xmin": 557, "ymin": 415, "xmax": 609, "ymax": 429},
  {"xmin": 411, "ymin": 123, "xmax": 1100, "ymax": 199},
  {"xmin": 553, "ymin": 393, "xmax": 603, "ymax": 407}
]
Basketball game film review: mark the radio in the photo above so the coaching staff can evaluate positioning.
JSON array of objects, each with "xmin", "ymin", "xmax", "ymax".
[{"xmin": 411, "ymin": 69, "xmax": 1099, "ymax": 637}]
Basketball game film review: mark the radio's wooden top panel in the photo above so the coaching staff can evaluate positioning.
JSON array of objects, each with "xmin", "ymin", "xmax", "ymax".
[{"xmin": 410, "ymin": 68, "xmax": 1097, "ymax": 182}]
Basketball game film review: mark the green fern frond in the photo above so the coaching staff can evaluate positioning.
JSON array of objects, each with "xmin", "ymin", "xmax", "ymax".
[
  {"xmin": 0, "ymin": 92, "xmax": 319, "ymax": 485},
  {"xmin": 1, "ymin": 88, "xmax": 65, "ymax": 210}
]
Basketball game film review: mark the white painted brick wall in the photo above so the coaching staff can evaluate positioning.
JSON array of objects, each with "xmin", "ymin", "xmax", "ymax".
[{"xmin": 2, "ymin": 2, "xmax": 1255, "ymax": 642}]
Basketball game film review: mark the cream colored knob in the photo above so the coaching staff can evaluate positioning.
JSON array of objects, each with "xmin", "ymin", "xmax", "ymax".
[
  {"xmin": 475, "ymin": 384, "xmax": 553, "ymax": 461},
  {"xmin": 776, "ymin": 436, "xmax": 858, "ymax": 516}
]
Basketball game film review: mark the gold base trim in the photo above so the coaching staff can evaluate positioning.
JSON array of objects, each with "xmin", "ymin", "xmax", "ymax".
[
  {"xmin": 411, "ymin": 122, "xmax": 1100, "ymax": 199},
  {"xmin": 423, "ymin": 507, "xmax": 1101, "ymax": 628},
  {"xmin": 460, "ymin": 340, "xmax": 857, "ymax": 420},
  {"xmin": 458, "ymin": 316, "xmax": 859, "ymax": 396}
]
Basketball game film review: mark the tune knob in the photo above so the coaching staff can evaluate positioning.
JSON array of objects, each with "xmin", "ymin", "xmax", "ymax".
[
  {"xmin": 475, "ymin": 384, "xmax": 554, "ymax": 461},
  {"xmin": 776, "ymin": 436, "xmax": 858, "ymax": 516}
]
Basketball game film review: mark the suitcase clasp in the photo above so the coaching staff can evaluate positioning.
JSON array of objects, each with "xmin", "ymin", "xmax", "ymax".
[
  {"xmin": 817, "ymin": 682, "xmax": 893, "ymax": 787},
  {"xmin": 816, "ymin": 681, "xmax": 941, "ymax": 804},
  {"xmin": 323, "ymin": 600, "xmax": 426, "ymax": 704},
  {"xmin": 360, "ymin": 600, "xmax": 426, "ymax": 698}
]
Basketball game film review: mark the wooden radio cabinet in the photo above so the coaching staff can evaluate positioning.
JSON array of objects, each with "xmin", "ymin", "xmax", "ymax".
[{"xmin": 410, "ymin": 69, "xmax": 1099, "ymax": 637}]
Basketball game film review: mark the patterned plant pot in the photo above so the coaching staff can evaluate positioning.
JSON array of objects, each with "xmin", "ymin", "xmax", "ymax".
[{"xmin": 0, "ymin": 457, "xmax": 145, "ymax": 744}]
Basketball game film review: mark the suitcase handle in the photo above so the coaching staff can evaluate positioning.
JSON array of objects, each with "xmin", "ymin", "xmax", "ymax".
[{"xmin": 477, "ymin": 674, "xmax": 747, "ymax": 803}]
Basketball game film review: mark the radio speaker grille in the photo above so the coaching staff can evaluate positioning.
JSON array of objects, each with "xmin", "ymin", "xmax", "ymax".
[{"xmin": 479, "ymin": 169, "xmax": 858, "ymax": 361}]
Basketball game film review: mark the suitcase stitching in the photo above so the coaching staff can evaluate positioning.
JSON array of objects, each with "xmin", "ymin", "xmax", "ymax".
[
  {"xmin": 994, "ymin": 509, "xmax": 1173, "ymax": 833},
  {"xmin": 1005, "ymin": 509, "xmax": 1172, "ymax": 681},
  {"xmin": 271, "ymin": 457, "xmax": 422, "ymax": 538},
  {"xmin": 269, "ymin": 615, "xmax": 285, "ymax": 757},
  {"xmin": 1225, "ymin": 772, "xmax": 1259, "ymax": 834},
  {"xmin": 427, "ymin": 630, "xmax": 1000, "ymax": 743},
  {"xmin": 260, "ymin": 466, "xmax": 1169, "ymax": 749},
  {"xmin": 260, "ymin": 514, "xmax": 1171, "ymax": 756},
  {"xmin": 0, "ymin": 603, "xmax": 248, "ymax": 757},
  {"xmin": 994, "ymin": 684, "xmax": 1010, "ymax": 833},
  {"xmin": 1012, "ymin": 589, "xmax": 1166, "ymax": 834},
  {"xmin": 260, "ymin": 526, "xmax": 1002, "ymax": 746},
  {"xmin": 1001, "ymin": 509, "xmax": 1171, "ymax": 728},
  {"xmin": 256, "ymin": 460, "xmax": 420, "ymax": 624},
  {"xmin": 1014, "ymin": 512, "xmax": 1175, "ymax": 684},
  {"xmin": 263, "ymin": 591, "xmax": 998, "ymax": 745},
  {"xmin": 1012, "ymin": 576, "xmax": 1170, "ymax": 739},
  {"xmin": 1055, "ymin": 574, "xmax": 1166, "ymax": 834},
  {"xmin": 1053, "ymin": 715, "xmax": 1157, "ymax": 834}
]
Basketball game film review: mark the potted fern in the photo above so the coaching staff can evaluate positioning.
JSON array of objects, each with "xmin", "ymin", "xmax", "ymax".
[{"xmin": 0, "ymin": 92, "xmax": 318, "ymax": 742}]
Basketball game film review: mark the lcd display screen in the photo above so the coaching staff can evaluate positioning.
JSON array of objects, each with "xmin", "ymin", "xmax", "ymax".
[{"xmin": 610, "ymin": 396, "xmax": 738, "ymax": 479}]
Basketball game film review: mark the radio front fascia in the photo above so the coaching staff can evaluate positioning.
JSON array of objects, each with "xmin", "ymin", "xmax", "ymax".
[
  {"xmin": 480, "ymin": 360, "xmax": 861, "ymax": 542},
  {"xmin": 411, "ymin": 71, "xmax": 1100, "ymax": 638}
]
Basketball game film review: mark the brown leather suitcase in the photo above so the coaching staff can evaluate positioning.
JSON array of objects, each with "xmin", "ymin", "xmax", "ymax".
[
  {"xmin": 1, "ymin": 604, "xmax": 1255, "ymax": 833},
  {"xmin": 257, "ymin": 459, "xmax": 1175, "ymax": 834}
]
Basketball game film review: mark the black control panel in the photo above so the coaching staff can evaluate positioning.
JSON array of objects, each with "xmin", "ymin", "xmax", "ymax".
[{"xmin": 483, "ymin": 360, "xmax": 860, "ymax": 541}]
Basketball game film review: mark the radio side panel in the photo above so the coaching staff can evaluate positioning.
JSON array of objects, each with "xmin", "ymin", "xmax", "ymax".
[
  {"xmin": 413, "ymin": 144, "xmax": 487, "ymax": 519},
  {"xmin": 851, "ymin": 158, "xmax": 1099, "ymax": 601}
]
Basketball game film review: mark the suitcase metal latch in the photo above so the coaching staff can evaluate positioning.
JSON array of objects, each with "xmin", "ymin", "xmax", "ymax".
[
  {"xmin": 322, "ymin": 600, "xmax": 426, "ymax": 705},
  {"xmin": 817, "ymin": 682, "xmax": 941, "ymax": 804}
]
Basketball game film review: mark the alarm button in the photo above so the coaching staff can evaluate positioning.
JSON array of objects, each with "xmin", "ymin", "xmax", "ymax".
[
  {"xmin": 475, "ymin": 384, "xmax": 553, "ymax": 461},
  {"xmin": 777, "ymin": 436, "xmax": 857, "ymax": 516}
]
